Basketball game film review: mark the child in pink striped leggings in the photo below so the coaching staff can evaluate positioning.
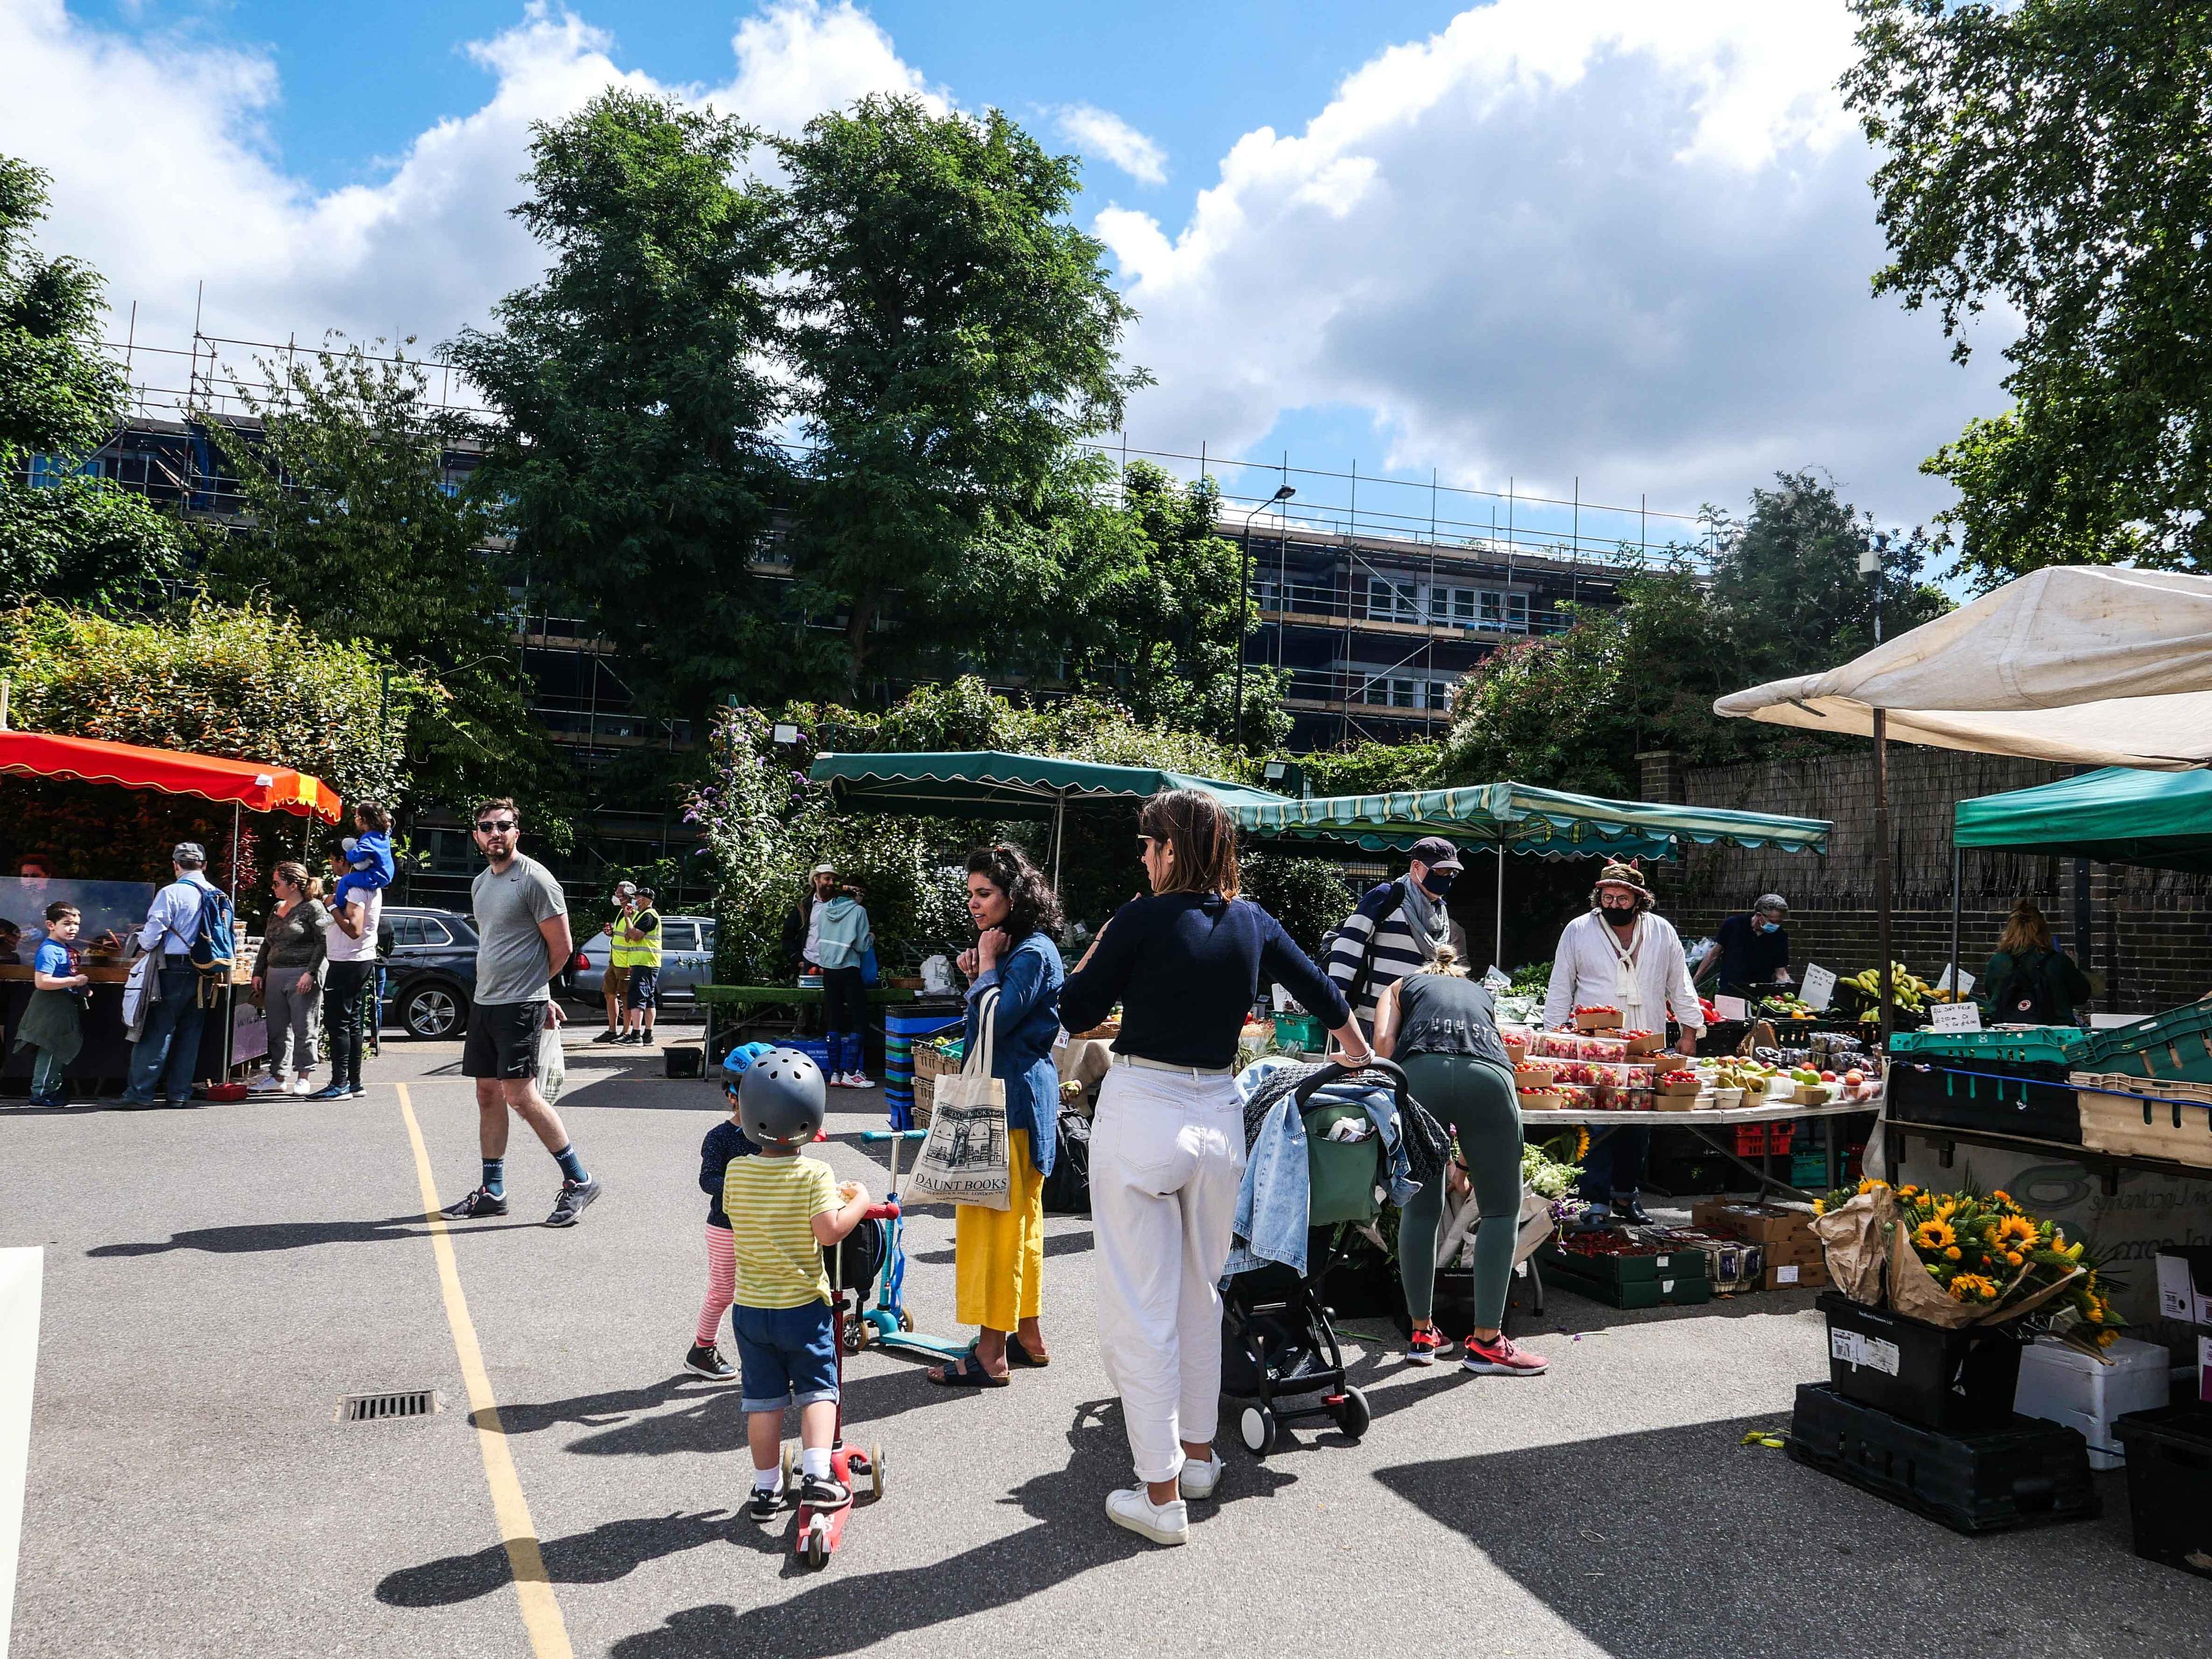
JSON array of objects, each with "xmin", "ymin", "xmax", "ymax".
[{"xmin": 686, "ymin": 1086, "xmax": 759, "ymax": 1380}]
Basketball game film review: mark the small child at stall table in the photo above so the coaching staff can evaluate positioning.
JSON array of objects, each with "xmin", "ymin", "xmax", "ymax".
[
  {"xmin": 16, "ymin": 902, "xmax": 89, "ymax": 1108},
  {"xmin": 725, "ymin": 1052, "xmax": 868, "ymax": 1520},
  {"xmin": 686, "ymin": 1052, "xmax": 768, "ymax": 1382},
  {"xmin": 332, "ymin": 801, "xmax": 396, "ymax": 911}
]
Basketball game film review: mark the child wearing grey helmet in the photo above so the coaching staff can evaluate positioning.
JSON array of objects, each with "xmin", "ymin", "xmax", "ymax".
[{"xmin": 725, "ymin": 1048, "xmax": 870, "ymax": 1518}]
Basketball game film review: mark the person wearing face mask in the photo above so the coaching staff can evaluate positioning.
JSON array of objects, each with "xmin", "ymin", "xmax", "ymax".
[
  {"xmin": 1695, "ymin": 893, "xmax": 1793, "ymax": 998},
  {"xmin": 1324, "ymin": 836, "xmax": 1466, "ymax": 1034},
  {"xmin": 1543, "ymin": 861, "xmax": 1705, "ymax": 1225}
]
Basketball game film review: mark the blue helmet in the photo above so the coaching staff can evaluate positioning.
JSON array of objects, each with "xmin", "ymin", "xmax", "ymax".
[{"xmin": 739, "ymin": 1047, "xmax": 827, "ymax": 1149}]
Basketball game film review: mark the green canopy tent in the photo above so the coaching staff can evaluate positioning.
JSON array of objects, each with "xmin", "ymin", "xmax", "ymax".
[
  {"xmin": 1944, "ymin": 767, "xmax": 2212, "ymax": 994},
  {"xmin": 808, "ymin": 750, "xmax": 1290, "ymax": 888},
  {"xmin": 1233, "ymin": 782, "xmax": 1831, "ymax": 968}
]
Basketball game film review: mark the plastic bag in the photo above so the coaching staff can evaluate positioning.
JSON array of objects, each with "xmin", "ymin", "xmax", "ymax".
[{"xmin": 536, "ymin": 1024, "xmax": 567, "ymax": 1105}]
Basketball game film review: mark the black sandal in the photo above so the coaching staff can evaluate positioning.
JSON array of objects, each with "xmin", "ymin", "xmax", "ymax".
[
  {"xmin": 929, "ymin": 1350, "xmax": 1010, "ymax": 1388},
  {"xmin": 1006, "ymin": 1334, "xmax": 1052, "ymax": 1369}
]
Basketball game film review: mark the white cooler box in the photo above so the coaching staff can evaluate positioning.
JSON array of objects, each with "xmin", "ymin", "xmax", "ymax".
[{"xmin": 2012, "ymin": 1334, "xmax": 2171, "ymax": 1469}]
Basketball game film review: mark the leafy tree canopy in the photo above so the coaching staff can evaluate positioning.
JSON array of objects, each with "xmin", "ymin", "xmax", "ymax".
[
  {"xmin": 1844, "ymin": 0, "xmax": 2212, "ymax": 582},
  {"xmin": 0, "ymin": 154, "xmax": 181, "ymax": 608}
]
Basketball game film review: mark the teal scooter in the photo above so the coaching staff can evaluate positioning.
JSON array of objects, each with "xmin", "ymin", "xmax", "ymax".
[{"xmin": 847, "ymin": 1128, "xmax": 970, "ymax": 1361}]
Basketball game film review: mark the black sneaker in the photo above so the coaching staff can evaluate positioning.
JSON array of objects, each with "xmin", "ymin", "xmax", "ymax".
[
  {"xmin": 800, "ymin": 1472, "xmax": 852, "ymax": 1511},
  {"xmin": 745, "ymin": 1483, "xmax": 788, "ymax": 1522},
  {"xmin": 544, "ymin": 1176, "xmax": 603, "ymax": 1228},
  {"xmin": 684, "ymin": 1343, "xmax": 736, "ymax": 1381},
  {"xmin": 592, "ymin": 1028, "xmax": 622, "ymax": 1044},
  {"xmin": 441, "ymin": 1186, "xmax": 508, "ymax": 1219}
]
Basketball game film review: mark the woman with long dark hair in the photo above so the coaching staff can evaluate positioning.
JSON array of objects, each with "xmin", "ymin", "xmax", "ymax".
[
  {"xmin": 930, "ymin": 843, "xmax": 1067, "ymax": 1387},
  {"xmin": 1060, "ymin": 789, "xmax": 1368, "ymax": 1547}
]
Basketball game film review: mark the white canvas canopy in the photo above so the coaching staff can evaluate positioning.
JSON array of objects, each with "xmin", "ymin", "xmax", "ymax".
[{"xmin": 1714, "ymin": 567, "xmax": 2212, "ymax": 770}]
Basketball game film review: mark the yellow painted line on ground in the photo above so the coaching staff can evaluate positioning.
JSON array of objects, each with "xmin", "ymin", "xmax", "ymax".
[{"xmin": 396, "ymin": 1082, "xmax": 575, "ymax": 1659}]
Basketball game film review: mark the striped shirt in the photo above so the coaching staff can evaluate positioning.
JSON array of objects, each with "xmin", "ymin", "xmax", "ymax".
[
  {"xmin": 1325, "ymin": 879, "xmax": 1448, "ymax": 1026},
  {"xmin": 723, "ymin": 1153, "xmax": 839, "ymax": 1309}
]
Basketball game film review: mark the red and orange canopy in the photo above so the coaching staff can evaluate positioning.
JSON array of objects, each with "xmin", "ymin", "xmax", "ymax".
[{"xmin": 0, "ymin": 730, "xmax": 342, "ymax": 822}]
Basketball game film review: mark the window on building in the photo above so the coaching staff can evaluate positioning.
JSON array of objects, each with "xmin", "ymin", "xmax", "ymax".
[
  {"xmin": 1506, "ymin": 592, "xmax": 1530, "ymax": 632},
  {"xmin": 1365, "ymin": 578, "xmax": 1420, "ymax": 623}
]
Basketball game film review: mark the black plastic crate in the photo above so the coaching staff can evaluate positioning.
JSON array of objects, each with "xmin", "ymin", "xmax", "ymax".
[
  {"xmin": 1887, "ymin": 1060, "xmax": 2081, "ymax": 1144},
  {"xmin": 1819, "ymin": 1291, "xmax": 2027, "ymax": 1433},
  {"xmin": 1788, "ymin": 1383, "xmax": 2097, "ymax": 1534},
  {"xmin": 2113, "ymin": 1404, "xmax": 2212, "ymax": 1580}
]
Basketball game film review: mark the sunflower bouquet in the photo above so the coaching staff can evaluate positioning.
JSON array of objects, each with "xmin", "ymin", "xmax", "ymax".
[{"xmin": 1810, "ymin": 1178, "xmax": 2122, "ymax": 1346}]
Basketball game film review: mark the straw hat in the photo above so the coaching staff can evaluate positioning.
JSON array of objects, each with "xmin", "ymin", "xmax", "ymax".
[{"xmin": 1593, "ymin": 859, "xmax": 1653, "ymax": 899}]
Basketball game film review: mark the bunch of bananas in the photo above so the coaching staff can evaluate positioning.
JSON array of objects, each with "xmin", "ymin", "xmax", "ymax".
[{"xmin": 1849, "ymin": 961, "xmax": 1951, "ymax": 1017}]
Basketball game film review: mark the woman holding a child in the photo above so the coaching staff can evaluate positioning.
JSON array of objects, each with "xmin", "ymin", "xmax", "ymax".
[{"xmin": 930, "ymin": 843, "xmax": 1067, "ymax": 1388}]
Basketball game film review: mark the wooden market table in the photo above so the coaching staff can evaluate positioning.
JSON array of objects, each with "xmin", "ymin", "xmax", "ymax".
[{"xmin": 1524, "ymin": 1095, "xmax": 1885, "ymax": 1200}]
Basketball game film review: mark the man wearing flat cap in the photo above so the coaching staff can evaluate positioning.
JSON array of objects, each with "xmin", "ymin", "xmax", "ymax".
[
  {"xmin": 1325, "ymin": 835, "xmax": 1467, "ymax": 1034},
  {"xmin": 1544, "ymin": 860, "xmax": 1705, "ymax": 1224}
]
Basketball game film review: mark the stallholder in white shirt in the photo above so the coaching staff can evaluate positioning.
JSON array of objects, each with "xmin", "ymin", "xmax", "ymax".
[{"xmin": 1541, "ymin": 860, "xmax": 1703, "ymax": 1226}]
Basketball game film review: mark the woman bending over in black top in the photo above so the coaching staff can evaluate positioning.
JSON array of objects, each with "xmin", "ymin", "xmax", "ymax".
[{"xmin": 1061, "ymin": 788, "xmax": 1366, "ymax": 1548}]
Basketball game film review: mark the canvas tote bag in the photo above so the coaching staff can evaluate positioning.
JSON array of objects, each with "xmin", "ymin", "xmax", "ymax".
[{"xmin": 908, "ymin": 987, "xmax": 1013, "ymax": 1210}]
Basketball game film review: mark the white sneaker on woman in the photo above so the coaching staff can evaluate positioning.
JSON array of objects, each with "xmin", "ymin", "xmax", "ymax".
[
  {"xmin": 1178, "ymin": 1452, "xmax": 1225, "ymax": 1501},
  {"xmin": 290, "ymin": 1074, "xmax": 317, "ymax": 1097},
  {"xmin": 248, "ymin": 1073, "xmax": 289, "ymax": 1094},
  {"xmin": 1105, "ymin": 1486, "xmax": 1188, "ymax": 1546}
]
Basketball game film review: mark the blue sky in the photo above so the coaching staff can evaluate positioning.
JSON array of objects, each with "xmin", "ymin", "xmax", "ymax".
[{"xmin": 6, "ymin": 2, "xmax": 2008, "ymax": 547}]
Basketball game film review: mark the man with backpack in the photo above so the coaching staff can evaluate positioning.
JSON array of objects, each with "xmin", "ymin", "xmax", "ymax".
[
  {"xmin": 121, "ymin": 840, "xmax": 230, "ymax": 1109},
  {"xmin": 1324, "ymin": 836, "xmax": 1466, "ymax": 1033}
]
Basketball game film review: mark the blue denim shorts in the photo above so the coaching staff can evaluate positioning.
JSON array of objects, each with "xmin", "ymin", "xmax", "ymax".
[{"xmin": 730, "ymin": 1300, "xmax": 839, "ymax": 1414}]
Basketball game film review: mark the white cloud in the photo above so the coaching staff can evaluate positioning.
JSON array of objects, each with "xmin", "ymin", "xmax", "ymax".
[
  {"xmin": 1099, "ymin": 0, "xmax": 2006, "ymax": 522},
  {"xmin": 1052, "ymin": 103, "xmax": 1166, "ymax": 185},
  {"xmin": 0, "ymin": 1, "xmax": 927, "ymax": 365}
]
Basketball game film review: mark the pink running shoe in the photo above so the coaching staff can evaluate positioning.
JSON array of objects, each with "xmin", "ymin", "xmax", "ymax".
[
  {"xmin": 1460, "ymin": 1332, "xmax": 1548, "ymax": 1376},
  {"xmin": 1404, "ymin": 1327, "xmax": 1453, "ymax": 1365}
]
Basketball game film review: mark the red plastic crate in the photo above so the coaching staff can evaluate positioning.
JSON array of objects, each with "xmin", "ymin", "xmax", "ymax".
[{"xmin": 1734, "ymin": 1122, "xmax": 1796, "ymax": 1157}]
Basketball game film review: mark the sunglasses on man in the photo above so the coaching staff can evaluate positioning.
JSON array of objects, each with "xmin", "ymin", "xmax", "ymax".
[{"xmin": 476, "ymin": 818, "xmax": 517, "ymax": 833}]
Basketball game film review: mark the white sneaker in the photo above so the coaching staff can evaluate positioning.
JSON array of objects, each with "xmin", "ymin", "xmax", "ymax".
[
  {"xmin": 1178, "ymin": 1452, "xmax": 1225, "ymax": 1502},
  {"xmin": 1105, "ymin": 1485, "xmax": 1188, "ymax": 1546},
  {"xmin": 248, "ymin": 1074, "xmax": 289, "ymax": 1094},
  {"xmin": 846, "ymin": 1071, "xmax": 875, "ymax": 1089},
  {"xmin": 290, "ymin": 1074, "xmax": 317, "ymax": 1097}
]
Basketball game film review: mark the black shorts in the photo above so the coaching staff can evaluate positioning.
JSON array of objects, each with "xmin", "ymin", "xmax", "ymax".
[
  {"xmin": 463, "ymin": 999, "xmax": 545, "ymax": 1080},
  {"xmin": 626, "ymin": 966, "xmax": 659, "ymax": 1007}
]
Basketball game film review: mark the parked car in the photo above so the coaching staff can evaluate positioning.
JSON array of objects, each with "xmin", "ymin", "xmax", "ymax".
[
  {"xmin": 567, "ymin": 912, "xmax": 718, "ymax": 1014},
  {"xmin": 382, "ymin": 907, "xmax": 479, "ymax": 1040}
]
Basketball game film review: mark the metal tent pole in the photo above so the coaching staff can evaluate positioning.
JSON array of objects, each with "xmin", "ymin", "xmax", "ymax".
[
  {"xmin": 225, "ymin": 800, "xmax": 241, "ymax": 1080},
  {"xmin": 1874, "ymin": 711, "xmax": 1893, "ymax": 1052},
  {"xmin": 1494, "ymin": 842, "xmax": 1506, "ymax": 971},
  {"xmin": 1950, "ymin": 843, "xmax": 1963, "ymax": 1003},
  {"xmin": 1052, "ymin": 793, "xmax": 1066, "ymax": 893}
]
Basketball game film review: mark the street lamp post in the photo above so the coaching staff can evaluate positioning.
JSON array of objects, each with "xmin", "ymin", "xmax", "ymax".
[{"xmin": 1234, "ymin": 484, "xmax": 1296, "ymax": 751}]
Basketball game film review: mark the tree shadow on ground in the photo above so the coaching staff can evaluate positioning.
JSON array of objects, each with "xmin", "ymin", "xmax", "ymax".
[
  {"xmin": 1368, "ymin": 1414, "xmax": 2193, "ymax": 1658},
  {"xmin": 605, "ymin": 1399, "xmax": 1300, "ymax": 1658},
  {"xmin": 376, "ymin": 1509, "xmax": 769, "ymax": 1607},
  {"xmin": 82, "ymin": 1214, "xmax": 494, "ymax": 1256}
]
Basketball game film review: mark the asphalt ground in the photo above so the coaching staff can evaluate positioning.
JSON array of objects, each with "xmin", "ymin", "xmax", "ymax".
[{"xmin": 6, "ymin": 1035, "xmax": 2210, "ymax": 1658}]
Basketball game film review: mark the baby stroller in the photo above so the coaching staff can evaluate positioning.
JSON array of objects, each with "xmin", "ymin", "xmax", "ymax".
[{"xmin": 1221, "ymin": 1056, "xmax": 1441, "ymax": 1457}]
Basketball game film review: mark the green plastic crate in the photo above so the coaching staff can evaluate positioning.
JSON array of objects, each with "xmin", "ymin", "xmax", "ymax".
[
  {"xmin": 1888, "ymin": 1026, "xmax": 2091, "ymax": 1067},
  {"xmin": 2079, "ymin": 998, "xmax": 2212, "ymax": 1084},
  {"xmin": 1272, "ymin": 1011, "xmax": 1325, "ymax": 1052}
]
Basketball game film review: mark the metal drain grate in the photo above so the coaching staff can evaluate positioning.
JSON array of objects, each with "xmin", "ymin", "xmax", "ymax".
[{"xmin": 336, "ymin": 1389, "xmax": 440, "ymax": 1423}]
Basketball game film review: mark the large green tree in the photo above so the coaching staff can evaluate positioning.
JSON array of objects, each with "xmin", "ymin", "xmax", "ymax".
[
  {"xmin": 772, "ymin": 95, "xmax": 1146, "ymax": 683},
  {"xmin": 206, "ymin": 341, "xmax": 558, "ymax": 825},
  {"xmin": 0, "ymin": 155, "xmax": 181, "ymax": 607},
  {"xmin": 448, "ymin": 90, "xmax": 790, "ymax": 722},
  {"xmin": 1844, "ymin": 0, "xmax": 2212, "ymax": 582}
]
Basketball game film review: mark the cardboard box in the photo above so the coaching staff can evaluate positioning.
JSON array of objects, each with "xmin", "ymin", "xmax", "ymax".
[
  {"xmin": 1514, "ymin": 1063, "xmax": 1557, "ymax": 1089},
  {"xmin": 1623, "ymin": 1031, "xmax": 1668, "ymax": 1057},
  {"xmin": 1654, "ymin": 1092, "xmax": 1711, "ymax": 1113},
  {"xmin": 1655, "ymin": 1075, "xmax": 1703, "ymax": 1099},
  {"xmin": 1761, "ymin": 1235, "xmax": 1827, "ymax": 1269},
  {"xmin": 1503, "ymin": 1035, "xmax": 1529, "ymax": 1065},
  {"xmin": 1763, "ymin": 1259, "xmax": 1830, "ymax": 1291},
  {"xmin": 1517, "ymin": 1089, "xmax": 1566, "ymax": 1112},
  {"xmin": 2156, "ymin": 1246, "xmax": 2212, "ymax": 1327},
  {"xmin": 1691, "ymin": 1200, "xmax": 1819, "ymax": 1248},
  {"xmin": 1574, "ymin": 1007, "xmax": 1623, "ymax": 1031}
]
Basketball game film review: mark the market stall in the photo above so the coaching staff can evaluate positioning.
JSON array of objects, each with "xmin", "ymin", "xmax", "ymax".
[{"xmin": 0, "ymin": 728, "xmax": 342, "ymax": 1097}]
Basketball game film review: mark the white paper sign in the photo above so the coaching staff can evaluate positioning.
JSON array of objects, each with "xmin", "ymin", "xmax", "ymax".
[
  {"xmin": 1930, "ymin": 1000, "xmax": 1983, "ymax": 1032},
  {"xmin": 1831, "ymin": 1328, "xmax": 1901, "ymax": 1376},
  {"xmin": 1800, "ymin": 964, "xmax": 1836, "ymax": 1012},
  {"xmin": 1775, "ymin": 1264, "xmax": 1800, "ymax": 1285},
  {"xmin": 1714, "ymin": 995, "xmax": 1749, "ymax": 1021},
  {"xmin": 1272, "ymin": 983, "xmax": 1293, "ymax": 1013},
  {"xmin": 1936, "ymin": 964, "xmax": 1976, "ymax": 995}
]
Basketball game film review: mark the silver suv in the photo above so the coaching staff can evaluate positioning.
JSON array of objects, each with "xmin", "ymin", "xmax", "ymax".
[{"xmin": 569, "ymin": 912, "xmax": 718, "ymax": 1011}]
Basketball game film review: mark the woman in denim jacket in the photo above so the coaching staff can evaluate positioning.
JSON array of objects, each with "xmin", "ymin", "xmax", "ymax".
[{"xmin": 930, "ymin": 843, "xmax": 1067, "ymax": 1387}]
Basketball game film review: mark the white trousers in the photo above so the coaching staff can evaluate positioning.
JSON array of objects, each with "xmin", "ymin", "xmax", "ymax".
[{"xmin": 1089, "ymin": 1063, "xmax": 1248, "ymax": 1484}]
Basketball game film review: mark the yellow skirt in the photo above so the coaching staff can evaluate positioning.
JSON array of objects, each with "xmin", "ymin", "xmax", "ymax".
[{"xmin": 955, "ymin": 1128, "xmax": 1046, "ymax": 1331}]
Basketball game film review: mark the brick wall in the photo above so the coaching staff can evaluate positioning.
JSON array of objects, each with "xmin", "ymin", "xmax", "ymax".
[{"xmin": 1649, "ymin": 748, "xmax": 2212, "ymax": 1016}]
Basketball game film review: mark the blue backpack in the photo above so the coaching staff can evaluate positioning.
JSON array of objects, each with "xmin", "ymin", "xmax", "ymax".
[{"xmin": 191, "ymin": 884, "xmax": 237, "ymax": 974}]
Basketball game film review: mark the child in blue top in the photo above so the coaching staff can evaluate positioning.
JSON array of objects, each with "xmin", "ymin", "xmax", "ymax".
[
  {"xmin": 332, "ymin": 801, "xmax": 395, "ymax": 911},
  {"xmin": 15, "ymin": 902, "xmax": 89, "ymax": 1108},
  {"xmin": 687, "ymin": 1046, "xmax": 770, "ymax": 1382}
]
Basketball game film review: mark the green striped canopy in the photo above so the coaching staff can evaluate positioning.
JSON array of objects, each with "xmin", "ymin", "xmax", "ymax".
[
  {"xmin": 1231, "ymin": 781, "xmax": 1830, "ymax": 858},
  {"xmin": 808, "ymin": 750, "xmax": 1287, "ymax": 820}
]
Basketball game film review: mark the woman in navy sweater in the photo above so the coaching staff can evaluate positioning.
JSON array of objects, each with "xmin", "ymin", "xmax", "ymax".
[
  {"xmin": 1060, "ymin": 789, "xmax": 1366, "ymax": 1547},
  {"xmin": 930, "ymin": 843, "xmax": 1066, "ymax": 1388}
]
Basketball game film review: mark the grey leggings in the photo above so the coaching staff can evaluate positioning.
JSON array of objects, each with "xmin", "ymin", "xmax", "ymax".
[
  {"xmin": 1397, "ymin": 1052, "xmax": 1523, "ymax": 1331},
  {"xmin": 264, "ymin": 972, "xmax": 319, "ymax": 1078}
]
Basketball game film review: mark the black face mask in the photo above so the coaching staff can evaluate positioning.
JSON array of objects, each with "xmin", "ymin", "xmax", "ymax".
[
  {"xmin": 1421, "ymin": 870, "xmax": 1457, "ymax": 899},
  {"xmin": 1600, "ymin": 902, "xmax": 1638, "ymax": 923}
]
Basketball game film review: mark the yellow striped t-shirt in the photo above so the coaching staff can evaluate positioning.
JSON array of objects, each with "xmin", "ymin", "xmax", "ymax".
[{"xmin": 724, "ymin": 1153, "xmax": 840, "ymax": 1309}]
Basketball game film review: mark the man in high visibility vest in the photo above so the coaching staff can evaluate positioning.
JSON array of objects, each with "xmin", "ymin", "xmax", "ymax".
[
  {"xmin": 594, "ymin": 881, "xmax": 636, "ymax": 1043},
  {"xmin": 619, "ymin": 886, "xmax": 664, "ymax": 1046}
]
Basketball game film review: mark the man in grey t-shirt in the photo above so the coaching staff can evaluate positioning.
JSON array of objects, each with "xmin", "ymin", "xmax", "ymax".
[{"xmin": 442, "ymin": 797, "xmax": 602, "ymax": 1229}]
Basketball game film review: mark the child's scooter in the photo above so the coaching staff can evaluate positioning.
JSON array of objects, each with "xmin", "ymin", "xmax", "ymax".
[
  {"xmin": 850, "ymin": 1128, "xmax": 969, "ymax": 1362},
  {"xmin": 783, "ymin": 1199, "xmax": 899, "ymax": 1570}
]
